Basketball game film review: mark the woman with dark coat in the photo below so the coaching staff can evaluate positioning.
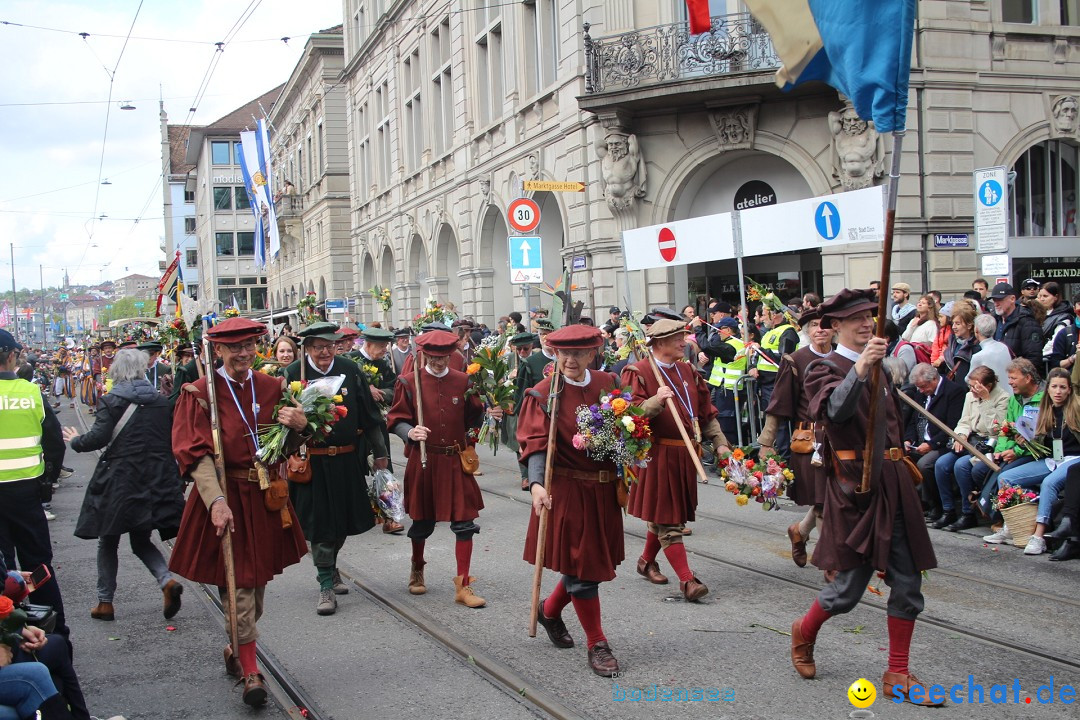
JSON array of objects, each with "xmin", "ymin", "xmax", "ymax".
[{"xmin": 61, "ymin": 349, "xmax": 186, "ymax": 623}]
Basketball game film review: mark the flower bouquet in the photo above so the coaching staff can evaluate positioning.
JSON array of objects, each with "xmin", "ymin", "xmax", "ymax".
[
  {"xmin": 992, "ymin": 420, "xmax": 1051, "ymax": 459},
  {"xmin": 224, "ymin": 307, "xmax": 241, "ymax": 319},
  {"xmin": 465, "ymin": 333, "xmax": 515, "ymax": 454},
  {"xmin": 370, "ymin": 468, "xmax": 405, "ymax": 523},
  {"xmin": 572, "ymin": 387, "xmax": 653, "ymax": 487},
  {"xmin": 412, "ymin": 297, "xmax": 456, "ymax": 333},
  {"xmin": 719, "ymin": 447, "xmax": 792, "ymax": 510},
  {"xmin": 368, "ymin": 285, "xmax": 392, "ymax": 312},
  {"xmin": 0, "ymin": 595, "xmax": 28, "ymax": 649},
  {"xmin": 159, "ymin": 317, "xmax": 190, "ymax": 347},
  {"xmin": 297, "ymin": 291, "xmax": 319, "ymax": 326},
  {"xmin": 993, "ymin": 480, "xmax": 1040, "ymax": 547},
  {"xmin": 256, "ymin": 376, "xmax": 347, "ymax": 465},
  {"xmin": 746, "ymin": 276, "xmax": 798, "ymax": 326}
]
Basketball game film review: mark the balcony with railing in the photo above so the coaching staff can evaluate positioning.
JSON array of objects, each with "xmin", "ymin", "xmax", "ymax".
[{"xmin": 581, "ymin": 13, "xmax": 781, "ymax": 111}]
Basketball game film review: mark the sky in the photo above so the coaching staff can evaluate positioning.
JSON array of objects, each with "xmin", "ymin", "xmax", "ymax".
[{"xmin": 0, "ymin": 0, "xmax": 343, "ymax": 293}]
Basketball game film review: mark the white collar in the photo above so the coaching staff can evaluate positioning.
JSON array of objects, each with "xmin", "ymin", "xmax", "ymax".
[
  {"xmin": 835, "ymin": 344, "xmax": 861, "ymax": 362},
  {"xmin": 217, "ymin": 366, "xmax": 252, "ymax": 384},
  {"xmin": 307, "ymin": 355, "xmax": 335, "ymax": 375},
  {"xmin": 809, "ymin": 345, "xmax": 832, "ymax": 357},
  {"xmin": 425, "ymin": 365, "xmax": 449, "ymax": 378},
  {"xmin": 564, "ymin": 369, "xmax": 591, "ymax": 387},
  {"xmin": 652, "ymin": 353, "xmax": 676, "ymax": 369},
  {"xmin": 542, "ymin": 348, "xmax": 556, "ymax": 361},
  {"xmin": 359, "ymin": 348, "xmax": 373, "ymax": 362}
]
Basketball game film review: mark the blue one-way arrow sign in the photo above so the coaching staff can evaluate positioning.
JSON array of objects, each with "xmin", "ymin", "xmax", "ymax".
[{"xmin": 509, "ymin": 235, "xmax": 542, "ymax": 284}]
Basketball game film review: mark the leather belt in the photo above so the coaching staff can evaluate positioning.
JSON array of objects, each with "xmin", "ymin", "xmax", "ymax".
[
  {"xmin": 656, "ymin": 437, "xmax": 697, "ymax": 448},
  {"xmin": 308, "ymin": 444, "xmax": 355, "ymax": 456},
  {"xmin": 426, "ymin": 444, "xmax": 459, "ymax": 456},
  {"xmin": 554, "ymin": 466, "xmax": 614, "ymax": 484},
  {"xmin": 834, "ymin": 448, "xmax": 904, "ymax": 462},
  {"xmin": 225, "ymin": 468, "xmax": 261, "ymax": 483}
]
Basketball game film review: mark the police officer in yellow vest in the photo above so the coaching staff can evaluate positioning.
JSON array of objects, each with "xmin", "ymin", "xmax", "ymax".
[
  {"xmin": 703, "ymin": 317, "xmax": 745, "ymax": 445},
  {"xmin": 749, "ymin": 306, "xmax": 800, "ymax": 456},
  {"xmin": 0, "ymin": 328, "xmax": 69, "ymax": 639}
]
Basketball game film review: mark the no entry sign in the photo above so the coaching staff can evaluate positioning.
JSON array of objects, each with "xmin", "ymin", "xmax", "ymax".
[
  {"xmin": 507, "ymin": 198, "xmax": 541, "ymax": 234},
  {"xmin": 658, "ymin": 227, "xmax": 677, "ymax": 262}
]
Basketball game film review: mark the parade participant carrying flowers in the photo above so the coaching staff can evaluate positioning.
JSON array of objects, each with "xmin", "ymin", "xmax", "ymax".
[{"xmin": 621, "ymin": 318, "xmax": 730, "ymax": 602}]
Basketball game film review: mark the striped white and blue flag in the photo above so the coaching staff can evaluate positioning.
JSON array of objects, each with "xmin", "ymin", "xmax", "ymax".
[
  {"xmin": 744, "ymin": 0, "xmax": 917, "ymax": 132},
  {"xmin": 237, "ymin": 119, "xmax": 280, "ymax": 269}
]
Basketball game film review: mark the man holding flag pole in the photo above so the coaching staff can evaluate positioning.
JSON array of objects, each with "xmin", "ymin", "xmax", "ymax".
[{"xmin": 743, "ymin": 0, "xmax": 943, "ymax": 705}]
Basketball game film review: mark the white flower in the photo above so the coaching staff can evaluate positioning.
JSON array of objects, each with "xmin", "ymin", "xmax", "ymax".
[{"xmin": 621, "ymin": 415, "xmax": 635, "ymax": 431}]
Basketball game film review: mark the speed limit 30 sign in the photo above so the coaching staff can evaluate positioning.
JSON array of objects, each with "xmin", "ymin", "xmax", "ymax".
[{"xmin": 508, "ymin": 198, "xmax": 541, "ymax": 234}]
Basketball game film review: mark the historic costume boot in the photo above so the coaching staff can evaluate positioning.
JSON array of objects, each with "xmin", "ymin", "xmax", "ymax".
[
  {"xmin": 680, "ymin": 576, "xmax": 709, "ymax": 602},
  {"xmin": 90, "ymin": 601, "xmax": 115, "ymax": 621},
  {"xmin": 453, "ymin": 575, "xmax": 486, "ymax": 608},
  {"xmin": 408, "ymin": 563, "xmax": 427, "ymax": 595},
  {"xmin": 636, "ymin": 556, "xmax": 669, "ymax": 585},
  {"xmin": 536, "ymin": 597, "xmax": 574, "ymax": 648},
  {"xmin": 316, "ymin": 588, "xmax": 337, "ymax": 616},
  {"xmin": 162, "ymin": 579, "xmax": 183, "ymax": 619},
  {"xmin": 787, "ymin": 523, "xmax": 808, "ymax": 567},
  {"xmin": 223, "ymin": 644, "xmax": 242, "ymax": 678},
  {"xmin": 331, "ymin": 569, "xmax": 349, "ymax": 595},
  {"xmin": 790, "ymin": 619, "xmax": 816, "ymax": 679},
  {"xmin": 587, "ymin": 641, "xmax": 620, "ymax": 677},
  {"xmin": 1045, "ymin": 516, "xmax": 1076, "ymax": 541},
  {"xmin": 383, "ymin": 520, "xmax": 405, "ymax": 534},
  {"xmin": 882, "ymin": 671, "xmax": 946, "ymax": 706},
  {"xmin": 240, "ymin": 672, "xmax": 268, "ymax": 707},
  {"xmin": 1049, "ymin": 538, "xmax": 1080, "ymax": 561}
]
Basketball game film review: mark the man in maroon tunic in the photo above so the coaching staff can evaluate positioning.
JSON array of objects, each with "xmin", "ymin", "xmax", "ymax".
[
  {"xmin": 518, "ymin": 325, "xmax": 625, "ymax": 677},
  {"xmin": 790, "ymin": 290, "xmax": 942, "ymax": 706},
  {"xmin": 386, "ymin": 330, "xmax": 496, "ymax": 608},
  {"xmin": 622, "ymin": 318, "xmax": 730, "ymax": 601},
  {"xmin": 169, "ymin": 318, "xmax": 309, "ymax": 707},
  {"xmin": 758, "ymin": 308, "xmax": 834, "ymax": 568}
]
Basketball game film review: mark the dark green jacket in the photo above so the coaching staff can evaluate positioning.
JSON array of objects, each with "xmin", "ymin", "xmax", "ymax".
[{"xmin": 284, "ymin": 355, "xmax": 387, "ymax": 458}]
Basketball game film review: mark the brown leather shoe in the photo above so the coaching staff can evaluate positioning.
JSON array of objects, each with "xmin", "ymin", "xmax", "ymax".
[
  {"xmin": 536, "ymin": 597, "xmax": 574, "ymax": 648},
  {"xmin": 90, "ymin": 602, "xmax": 114, "ymax": 621},
  {"xmin": 787, "ymin": 523, "xmax": 808, "ymax": 567},
  {"xmin": 680, "ymin": 576, "xmax": 709, "ymax": 602},
  {"xmin": 636, "ymin": 556, "xmax": 669, "ymax": 585},
  {"xmin": 162, "ymin": 579, "xmax": 183, "ymax": 619},
  {"xmin": 587, "ymin": 641, "xmax": 620, "ymax": 677},
  {"xmin": 383, "ymin": 520, "xmax": 405, "ymax": 534},
  {"xmin": 240, "ymin": 672, "xmax": 268, "ymax": 707},
  {"xmin": 408, "ymin": 563, "xmax": 426, "ymax": 595},
  {"xmin": 453, "ymin": 575, "xmax": 486, "ymax": 608},
  {"xmin": 882, "ymin": 671, "xmax": 946, "ymax": 706},
  {"xmin": 223, "ymin": 644, "xmax": 242, "ymax": 679},
  {"xmin": 680, "ymin": 526, "xmax": 693, "ymax": 536},
  {"xmin": 790, "ymin": 618, "xmax": 816, "ymax": 679}
]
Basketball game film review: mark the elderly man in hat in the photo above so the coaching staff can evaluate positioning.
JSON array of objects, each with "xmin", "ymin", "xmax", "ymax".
[
  {"xmin": 169, "ymin": 317, "xmax": 309, "ymax": 707},
  {"xmin": 622, "ymin": 319, "xmax": 730, "ymax": 601},
  {"xmin": 789, "ymin": 290, "xmax": 941, "ymax": 706},
  {"xmin": 390, "ymin": 328, "xmax": 413, "ymax": 374},
  {"xmin": 505, "ymin": 331, "xmax": 539, "ymax": 490},
  {"xmin": 518, "ymin": 325, "xmax": 625, "ymax": 676},
  {"xmin": 284, "ymin": 322, "xmax": 390, "ymax": 614},
  {"xmin": 138, "ymin": 340, "xmax": 172, "ymax": 396},
  {"xmin": 398, "ymin": 322, "xmax": 468, "ymax": 375},
  {"xmin": 387, "ymin": 330, "xmax": 499, "ymax": 608},
  {"xmin": 990, "ymin": 282, "xmax": 1044, "ymax": 367}
]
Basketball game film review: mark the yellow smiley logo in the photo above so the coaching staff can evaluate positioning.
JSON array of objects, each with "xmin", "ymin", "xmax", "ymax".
[{"xmin": 847, "ymin": 678, "xmax": 877, "ymax": 708}]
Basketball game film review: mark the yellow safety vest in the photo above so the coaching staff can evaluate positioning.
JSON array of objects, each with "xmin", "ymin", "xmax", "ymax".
[
  {"xmin": 756, "ymin": 324, "xmax": 794, "ymax": 373},
  {"xmin": 708, "ymin": 337, "xmax": 746, "ymax": 390},
  {"xmin": 0, "ymin": 378, "xmax": 45, "ymax": 483}
]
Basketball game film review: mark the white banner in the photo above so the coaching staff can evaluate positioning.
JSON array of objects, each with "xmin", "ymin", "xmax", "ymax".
[
  {"xmin": 621, "ymin": 213, "xmax": 735, "ymax": 271},
  {"xmin": 739, "ymin": 185, "xmax": 886, "ymax": 254}
]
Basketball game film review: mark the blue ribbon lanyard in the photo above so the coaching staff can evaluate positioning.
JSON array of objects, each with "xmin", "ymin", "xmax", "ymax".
[{"xmin": 225, "ymin": 372, "xmax": 262, "ymax": 456}]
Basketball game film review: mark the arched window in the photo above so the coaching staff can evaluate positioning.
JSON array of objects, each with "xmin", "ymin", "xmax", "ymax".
[{"xmin": 1009, "ymin": 139, "xmax": 1078, "ymax": 237}]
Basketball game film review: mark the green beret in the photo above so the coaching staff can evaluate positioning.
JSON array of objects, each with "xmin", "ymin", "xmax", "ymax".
[
  {"xmin": 136, "ymin": 341, "xmax": 164, "ymax": 352},
  {"xmin": 535, "ymin": 319, "xmax": 555, "ymax": 333},
  {"xmin": 297, "ymin": 321, "xmax": 342, "ymax": 342},
  {"xmin": 510, "ymin": 332, "xmax": 537, "ymax": 346},
  {"xmin": 361, "ymin": 327, "xmax": 394, "ymax": 342}
]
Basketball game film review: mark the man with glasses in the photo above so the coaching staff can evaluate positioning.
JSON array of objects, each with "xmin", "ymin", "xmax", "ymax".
[
  {"xmin": 169, "ymin": 318, "xmax": 309, "ymax": 707},
  {"xmin": 284, "ymin": 322, "xmax": 389, "ymax": 615}
]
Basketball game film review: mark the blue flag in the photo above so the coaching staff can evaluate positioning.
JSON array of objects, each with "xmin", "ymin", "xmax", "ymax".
[{"xmin": 744, "ymin": 0, "xmax": 916, "ymax": 133}]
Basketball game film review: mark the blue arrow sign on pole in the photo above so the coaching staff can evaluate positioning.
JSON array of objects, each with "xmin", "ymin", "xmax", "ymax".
[
  {"xmin": 814, "ymin": 201, "xmax": 840, "ymax": 241},
  {"xmin": 509, "ymin": 235, "xmax": 543, "ymax": 284}
]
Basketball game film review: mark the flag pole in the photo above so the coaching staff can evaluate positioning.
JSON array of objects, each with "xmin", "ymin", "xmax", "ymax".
[{"xmin": 859, "ymin": 131, "xmax": 905, "ymax": 502}]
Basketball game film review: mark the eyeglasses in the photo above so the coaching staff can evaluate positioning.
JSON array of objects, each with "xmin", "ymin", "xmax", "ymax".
[
  {"xmin": 308, "ymin": 343, "xmax": 335, "ymax": 354},
  {"xmin": 556, "ymin": 349, "xmax": 594, "ymax": 360},
  {"xmin": 222, "ymin": 340, "xmax": 257, "ymax": 352}
]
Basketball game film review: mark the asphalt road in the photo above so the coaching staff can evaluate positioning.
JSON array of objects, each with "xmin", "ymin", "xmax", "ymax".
[{"xmin": 43, "ymin": 400, "xmax": 1080, "ymax": 719}]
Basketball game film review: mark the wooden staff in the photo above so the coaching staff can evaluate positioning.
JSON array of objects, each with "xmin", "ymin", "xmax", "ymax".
[
  {"xmin": 645, "ymin": 352, "xmax": 710, "ymax": 483},
  {"xmin": 895, "ymin": 390, "xmax": 1001, "ymax": 473},
  {"xmin": 201, "ymin": 328, "xmax": 240, "ymax": 659},
  {"xmin": 528, "ymin": 360, "xmax": 563, "ymax": 638},
  {"xmin": 860, "ymin": 131, "xmax": 906, "ymax": 501},
  {"xmin": 414, "ymin": 350, "xmax": 427, "ymax": 468}
]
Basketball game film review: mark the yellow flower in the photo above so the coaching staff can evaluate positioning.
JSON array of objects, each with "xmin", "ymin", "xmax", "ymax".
[
  {"xmin": 735, "ymin": 494, "xmax": 749, "ymax": 506},
  {"xmin": 611, "ymin": 398, "xmax": 628, "ymax": 415},
  {"xmin": 783, "ymin": 469, "xmax": 794, "ymax": 481},
  {"xmin": 467, "ymin": 362, "xmax": 482, "ymax": 375},
  {"xmin": 289, "ymin": 381, "xmax": 303, "ymax": 393},
  {"xmin": 333, "ymin": 394, "xmax": 344, "ymax": 403}
]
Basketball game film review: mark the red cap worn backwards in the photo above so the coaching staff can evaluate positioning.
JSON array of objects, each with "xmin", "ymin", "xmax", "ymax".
[
  {"xmin": 414, "ymin": 330, "xmax": 458, "ymax": 357},
  {"xmin": 545, "ymin": 325, "xmax": 604, "ymax": 350},
  {"xmin": 205, "ymin": 317, "xmax": 267, "ymax": 345}
]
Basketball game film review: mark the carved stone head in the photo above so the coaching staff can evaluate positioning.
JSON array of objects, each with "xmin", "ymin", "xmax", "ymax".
[{"xmin": 1051, "ymin": 95, "xmax": 1079, "ymax": 135}]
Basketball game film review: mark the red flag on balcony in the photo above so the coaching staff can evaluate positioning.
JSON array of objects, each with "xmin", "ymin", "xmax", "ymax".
[{"xmin": 687, "ymin": 0, "xmax": 711, "ymax": 34}]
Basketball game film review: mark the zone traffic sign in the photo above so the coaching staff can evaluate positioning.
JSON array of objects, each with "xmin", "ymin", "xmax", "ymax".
[{"xmin": 508, "ymin": 198, "xmax": 541, "ymax": 234}]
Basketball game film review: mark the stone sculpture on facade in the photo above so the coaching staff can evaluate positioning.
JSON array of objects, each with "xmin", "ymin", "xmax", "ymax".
[
  {"xmin": 828, "ymin": 100, "xmax": 885, "ymax": 191},
  {"xmin": 709, "ymin": 105, "xmax": 756, "ymax": 150},
  {"xmin": 596, "ymin": 132, "xmax": 647, "ymax": 211},
  {"xmin": 1051, "ymin": 95, "xmax": 1079, "ymax": 136}
]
